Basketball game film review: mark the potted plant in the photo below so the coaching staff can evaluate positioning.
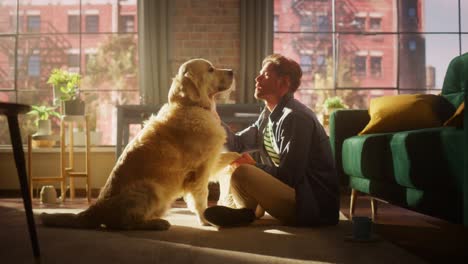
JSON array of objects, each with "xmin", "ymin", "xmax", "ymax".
[
  {"xmin": 27, "ymin": 105, "xmax": 61, "ymax": 147},
  {"xmin": 322, "ymin": 96, "xmax": 348, "ymax": 127},
  {"xmin": 323, "ymin": 96, "xmax": 348, "ymax": 114},
  {"xmin": 47, "ymin": 69, "xmax": 84, "ymax": 115}
]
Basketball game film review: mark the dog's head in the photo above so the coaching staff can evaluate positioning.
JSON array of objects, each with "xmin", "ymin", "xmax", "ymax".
[{"xmin": 169, "ymin": 59, "xmax": 234, "ymax": 109}]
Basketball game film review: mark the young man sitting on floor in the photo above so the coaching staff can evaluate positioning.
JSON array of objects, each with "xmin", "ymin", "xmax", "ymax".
[{"xmin": 204, "ymin": 54, "xmax": 340, "ymax": 227}]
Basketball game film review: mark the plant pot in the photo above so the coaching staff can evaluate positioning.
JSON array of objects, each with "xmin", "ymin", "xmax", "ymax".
[
  {"xmin": 36, "ymin": 119, "xmax": 52, "ymax": 136},
  {"xmin": 63, "ymin": 98, "xmax": 85, "ymax": 116},
  {"xmin": 32, "ymin": 139, "xmax": 56, "ymax": 148}
]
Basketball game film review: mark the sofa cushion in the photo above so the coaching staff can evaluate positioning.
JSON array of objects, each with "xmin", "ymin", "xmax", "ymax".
[
  {"xmin": 442, "ymin": 92, "xmax": 465, "ymax": 109},
  {"xmin": 342, "ymin": 133, "xmax": 395, "ymax": 182},
  {"xmin": 444, "ymin": 101, "xmax": 464, "ymax": 128},
  {"xmin": 359, "ymin": 94, "xmax": 454, "ymax": 135},
  {"xmin": 390, "ymin": 127, "xmax": 463, "ymax": 191}
]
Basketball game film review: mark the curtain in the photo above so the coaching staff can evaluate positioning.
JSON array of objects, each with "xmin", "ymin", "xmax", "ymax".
[
  {"xmin": 239, "ymin": 0, "xmax": 274, "ymax": 103},
  {"xmin": 138, "ymin": 0, "xmax": 170, "ymax": 105}
]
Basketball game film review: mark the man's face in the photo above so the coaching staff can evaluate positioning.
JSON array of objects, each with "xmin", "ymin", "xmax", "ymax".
[{"xmin": 254, "ymin": 62, "xmax": 287, "ymax": 101}]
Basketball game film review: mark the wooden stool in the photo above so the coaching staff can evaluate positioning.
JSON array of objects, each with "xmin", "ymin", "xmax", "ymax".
[
  {"xmin": 61, "ymin": 115, "xmax": 91, "ymax": 203},
  {"xmin": 27, "ymin": 134, "xmax": 65, "ymax": 201},
  {"xmin": 0, "ymin": 102, "xmax": 40, "ymax": 258}
]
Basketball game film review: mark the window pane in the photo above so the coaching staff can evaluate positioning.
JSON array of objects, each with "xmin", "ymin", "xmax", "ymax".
[
  {"xmin": 399, "ymin": 34, "xmax": 460, "ymax": 90},
  {"xmin": 294, "ymin": 89, "xmax": 324, "ymax": 113},
  {"xmin": 399, "ymin": 89, "xmax": 440, "ymax": 95},
  {"xmin": 0, "ymin": 91, "xmax": 16, "ymax": 102},
  {"xmin": 275, "ymin": 0, "xmax": 332, "ymax": 33},
  {"xmin": 337, "ymin": 34, "xmax": 397, "ymax": 88},
  {"xmin": 18, "ymin": 90, "xmax": 55, "ymax": 107},
  {"xmin": 81, "ymin": 34, "xmax": 139, "ymax": 91},
  {"xmin": 463, "ymin": 34, "xmax": 468, "ymax": 54},
  {"xmin": 19, "ymin": 0, "xmax": 80, "ymax": 33},
  {"xmin": 422, "ymin": 0, "xmax": 459, "ymax": 32},
  {"xmin": 0, "ymin": 114, "xmax": 37, "ymax": 145},
  {"xmin": 462, "ymin": 1, "xmax": 468, "ymax": 32},
  {"xmin": 0, "ymin": 0, "xmax": 17, "ymax": 33},
  {"xmin": 119, "ymin": 0, "xmax": 138, "ymax": 33},
  {"xmin": 5, "ymin": 1, "xmax": 139, "ymax": 146},
  {"xmin": 17, "ymin": 35, "xmax": 80, "ymax": 90},
  {"xmin": 81, "ymin": 0, "xmax": 137, "ymax": 33},
  {"xmin": 274, "ymin": 32, "xmax": 334, "ymax": 89},
  {"xmin": 0, "ymin": 92, "xmax": 19, "ymax": 145},
  {"xmin": 81, "ymin": 91, "xmax": 140, "ymax": 145},
  {"xmin": 397, "ymin": 0, "xmax": 422, "ymax": 32},
  {"xmin": 336, "ymin": 89, "xmax": 398, "ymax": 109},
  {"xmin": 17, "ymin": 90, "xmax": 59, "ymax": 142},
  {"xmin": 18, "ymin": 90, "xmax": 58, "ymax": 138},
  {"xmin": 336, "ymin": 0, "xmax": 396, "ymax": 33},
  {"xmin": 0, "ymin": 37, "xmax": 15, "ymax": 90}
]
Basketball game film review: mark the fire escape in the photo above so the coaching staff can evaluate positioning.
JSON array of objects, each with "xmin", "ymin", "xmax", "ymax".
[
  {"xmin": 9, "ymin": 19, "xmax": 72, "ymax": 95},
  {"xmin": 290, "ymin": 0, "xmax": 362, "ymax": 86}
]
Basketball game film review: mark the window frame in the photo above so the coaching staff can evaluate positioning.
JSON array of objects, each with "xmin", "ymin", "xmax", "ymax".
[
  {"xmin": 1, "ymin": 0, "xmax": 139, "ymax": 147},
  {"xmin": 273, "ymin": 0, "xmax": 466, "ymax": 94}
]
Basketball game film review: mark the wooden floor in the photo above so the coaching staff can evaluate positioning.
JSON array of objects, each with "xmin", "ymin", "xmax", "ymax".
[
  {"xmin": 2, "ymin": 191, "xmax": 467, "ymax": 263},
  {"xmin": 340, "ymin": 194, "xmax": 468, "ymax": 263}
]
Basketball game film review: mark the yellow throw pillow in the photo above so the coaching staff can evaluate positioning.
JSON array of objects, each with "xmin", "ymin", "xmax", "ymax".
[
  {"xmin": 359, "ymin": 94, "xmax": 451, "ymax": 135},
  {"xmin": 444, "ymin": 101, "xmax": 464, "ymax": 128}
]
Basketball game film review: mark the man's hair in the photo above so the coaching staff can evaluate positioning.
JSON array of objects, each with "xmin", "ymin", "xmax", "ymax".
[{"xmin": 262, "ymin": 54, "xmax": 302, "ymax": 93}]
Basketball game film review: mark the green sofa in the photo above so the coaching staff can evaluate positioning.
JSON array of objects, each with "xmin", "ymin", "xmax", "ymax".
[{"xmin": 329, "ymin": 53, "xmax": 467, "ymax": 225}]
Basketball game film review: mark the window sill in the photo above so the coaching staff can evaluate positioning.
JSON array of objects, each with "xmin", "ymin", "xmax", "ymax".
[{"xmin": 0, "ymin": 146, "xmax": 116, "ymax": 153}]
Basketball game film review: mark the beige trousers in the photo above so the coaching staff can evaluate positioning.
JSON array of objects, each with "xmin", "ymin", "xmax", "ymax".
[{"xmin": 227, "ymin": 164, "xmax": 296, "ymax": 225}]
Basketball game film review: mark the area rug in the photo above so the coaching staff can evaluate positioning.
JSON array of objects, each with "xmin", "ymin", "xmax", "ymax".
[{"xmin": 0, "ymin": 199, "xmax": 424, "ymax": 264}]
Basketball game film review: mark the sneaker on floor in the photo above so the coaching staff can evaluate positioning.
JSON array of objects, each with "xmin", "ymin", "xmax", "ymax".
[{"xmin": 204, "ymin": 206, "xmax": 255, "ymax": 227}]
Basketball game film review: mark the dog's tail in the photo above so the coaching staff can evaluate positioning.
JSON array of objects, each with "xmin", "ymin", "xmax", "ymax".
[
  {"xmin": 40, "ymin": 195, "xmax": 171, "ymax": 231},
  {"xmin": 40, "ymin": 212, "xmax": 171, "ymax": 230},
  {"xmin": 40, "ymin": 212, "xmax": 90, "ymax": 228}
]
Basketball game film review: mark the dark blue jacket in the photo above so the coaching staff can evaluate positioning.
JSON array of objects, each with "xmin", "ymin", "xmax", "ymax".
[{"xmin": 223, "ymin": 93, "xmax": 340, "ymax": 226}]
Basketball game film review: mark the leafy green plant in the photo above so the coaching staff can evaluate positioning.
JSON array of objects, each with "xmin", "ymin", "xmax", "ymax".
[
  {"xmin": 27, "ymin": 105, "xmax": 61, "ymax": 125},
  {"xmin": 47, "ymin": 69, "xmax": 81, "ymax": 102},
  {"xmin": 323, "ymin": 96, "xmax": 347, "ymax": 109}
]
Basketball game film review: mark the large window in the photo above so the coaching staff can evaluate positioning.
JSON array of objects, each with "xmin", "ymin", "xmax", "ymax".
[
  {"xmin": 274, "ymin": 0, "xmax": 468, "ymax": 114},
  {"xmin": 0, "ymin": 0, "xmax": 139, "ymax": 146}
]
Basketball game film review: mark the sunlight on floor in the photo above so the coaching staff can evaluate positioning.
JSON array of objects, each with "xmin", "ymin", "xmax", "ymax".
[{"xmin": 262, "ymin": 229, "xmax": 294, "ymax": 235}]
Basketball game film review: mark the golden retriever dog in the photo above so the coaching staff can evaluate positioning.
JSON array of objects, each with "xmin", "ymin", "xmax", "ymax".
[{"xmin": 41, "ymin": 58, "xmax": 236, "ymax": 230}]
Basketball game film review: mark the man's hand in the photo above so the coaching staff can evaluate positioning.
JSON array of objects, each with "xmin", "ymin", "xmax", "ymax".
[{"xmin": 231, "ymin": 153, "xmax": 256, "ymax": 168}]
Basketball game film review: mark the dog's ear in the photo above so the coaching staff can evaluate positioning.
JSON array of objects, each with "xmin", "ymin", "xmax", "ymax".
[
  {"xmin": 168, "ymin": 76, "xmax": 211, "ymax": 109},
  {"xmin": 183, "ymin": 75, "xmax": 212, "ymax": 109}
]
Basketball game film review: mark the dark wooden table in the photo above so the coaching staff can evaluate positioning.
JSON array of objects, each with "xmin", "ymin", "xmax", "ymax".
[
  {"xmin": 115, "ymin": 103, "xmax": 262, "ymax": 158},
  {"xmin": 0, "ymin": 102, "xmax": 40, "ymax": 258}
]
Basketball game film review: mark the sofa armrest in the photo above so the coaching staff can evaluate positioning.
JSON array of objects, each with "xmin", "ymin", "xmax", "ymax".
[{"xmin": 329, "ymin": 109, "xmax": 370, "ymax": 186}]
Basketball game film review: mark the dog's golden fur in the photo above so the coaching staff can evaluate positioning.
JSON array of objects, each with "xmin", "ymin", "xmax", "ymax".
[{"xmin": 41, "ymin": 59, "xmax": 236, "ymax": 230}]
